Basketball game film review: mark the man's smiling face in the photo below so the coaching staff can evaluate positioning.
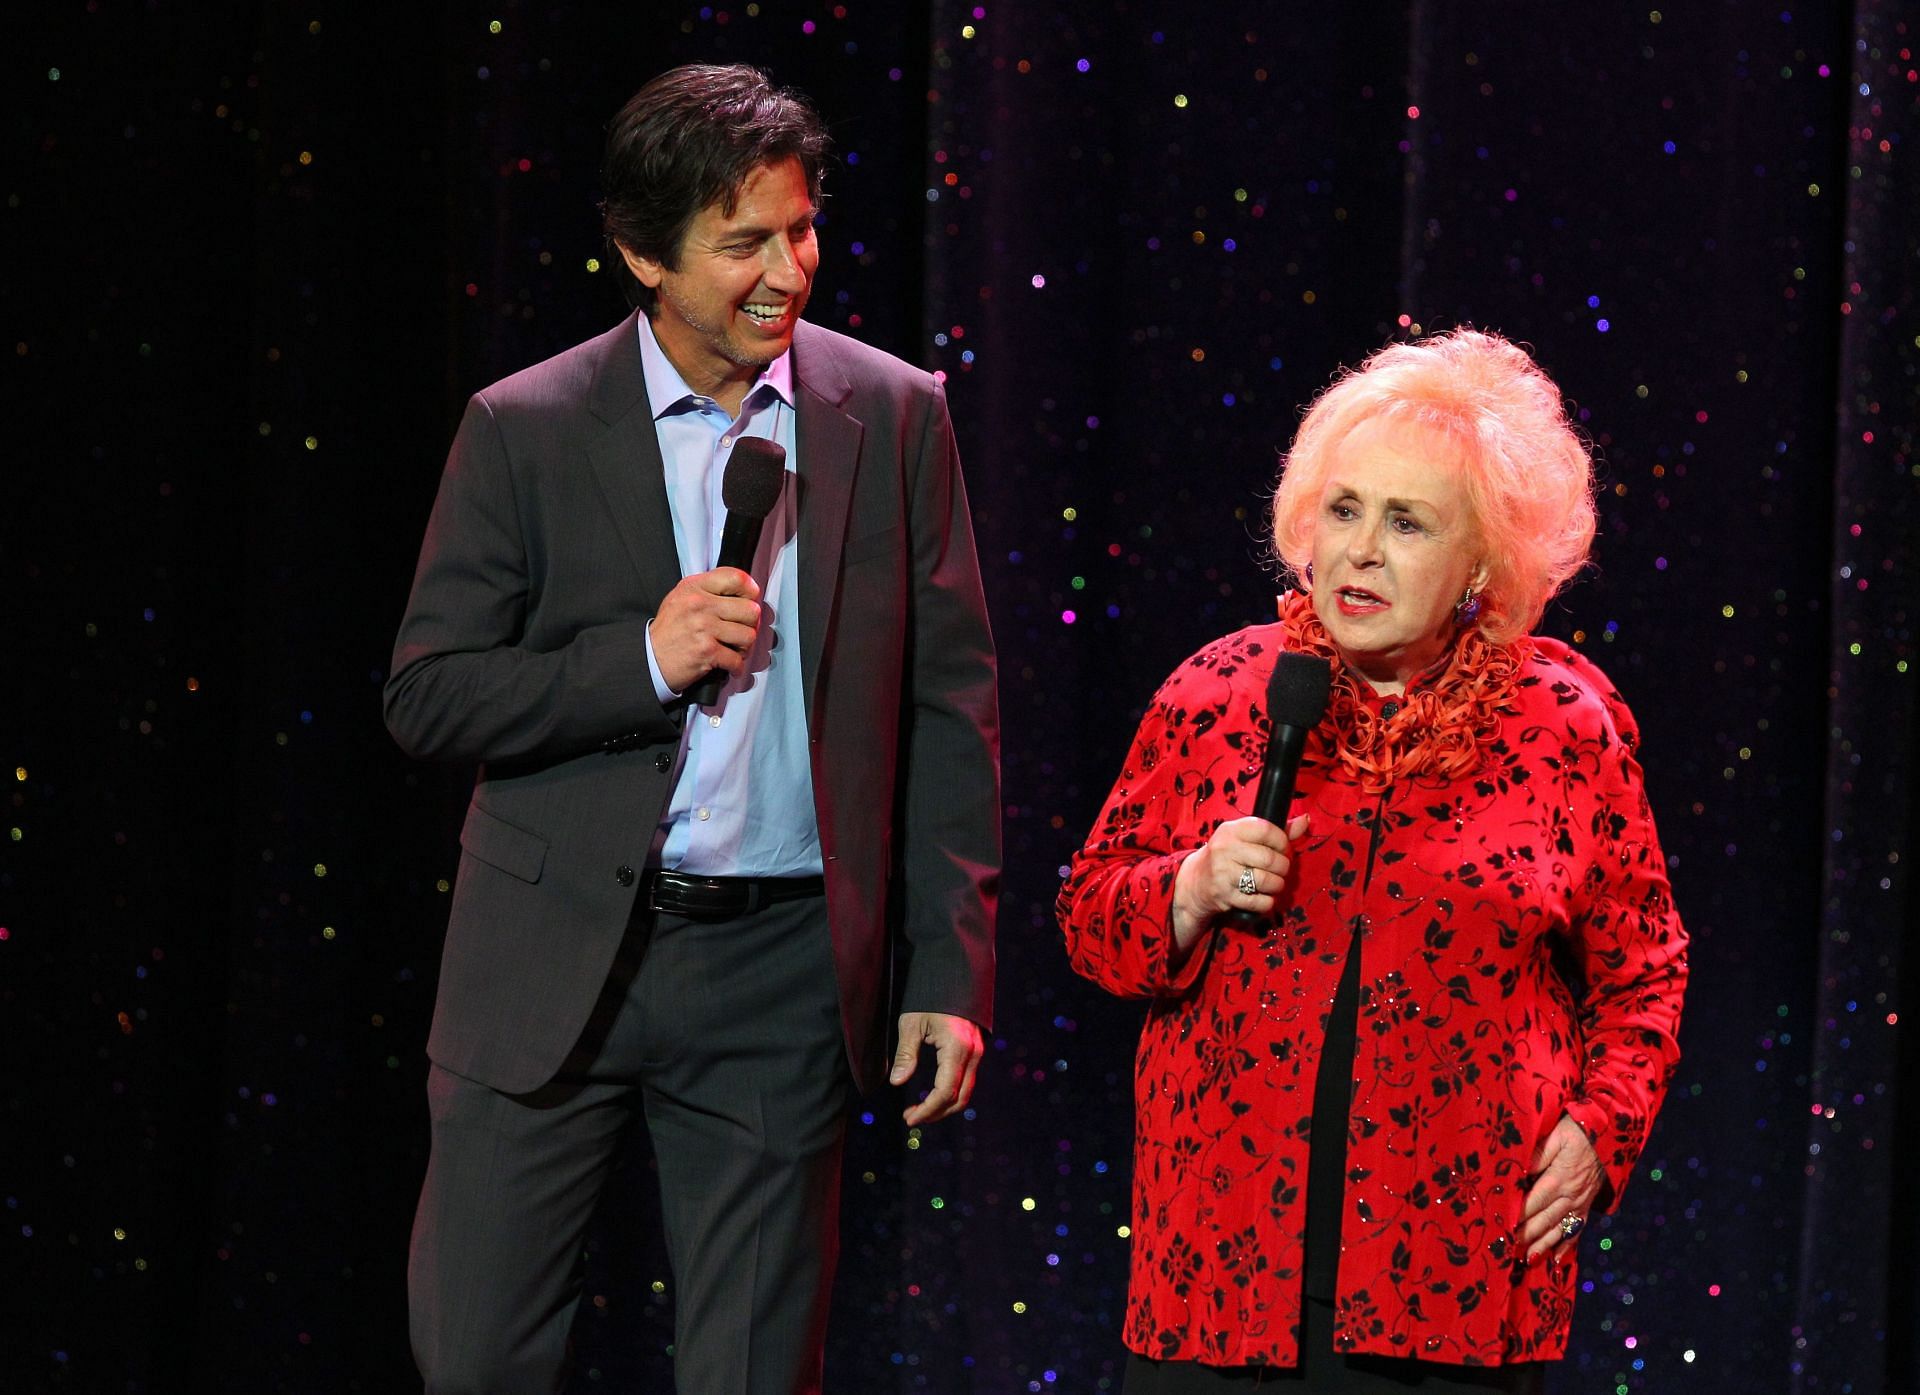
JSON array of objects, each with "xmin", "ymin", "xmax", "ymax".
[{"xmin": 620, "ymin": 156, "xmax": 819, "ymax": 408}]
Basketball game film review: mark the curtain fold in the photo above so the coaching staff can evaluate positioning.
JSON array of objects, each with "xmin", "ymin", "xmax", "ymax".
[{"xmin": 1795, "ymin": 2, "xmax": 1919, "ymax": 1389}]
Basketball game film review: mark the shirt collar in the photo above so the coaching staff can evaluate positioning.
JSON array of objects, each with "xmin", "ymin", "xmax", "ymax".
[{"xmin": 636, "ymin": 312, "xmax": 795, "ymax": 419}]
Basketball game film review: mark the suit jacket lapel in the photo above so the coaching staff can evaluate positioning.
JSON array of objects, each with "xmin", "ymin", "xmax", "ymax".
[
  {"xmin": 792, "ymin": 322, "xmax": 863, "ymax": 720},
  {"xmin": 584, "ymin": 310, "xmax": 682, "ymax": 610}
]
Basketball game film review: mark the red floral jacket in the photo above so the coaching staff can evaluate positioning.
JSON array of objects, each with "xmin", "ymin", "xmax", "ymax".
[{"xmin": 1059, "ymin": 624, "xmax": 1687, "ymax": 1367}]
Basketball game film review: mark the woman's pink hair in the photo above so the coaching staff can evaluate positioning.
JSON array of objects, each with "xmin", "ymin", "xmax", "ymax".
[{"xmin": 1270, "ymin": 328, "xmax": 1597, "ymax": 643}]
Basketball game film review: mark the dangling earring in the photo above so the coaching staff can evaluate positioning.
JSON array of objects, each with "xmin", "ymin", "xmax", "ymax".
[
  {"xmin": 1453, "ymin": 587, "xmax": 1482, "ymax": 627},
  {"xmin": 1300, "ymin": 562, "xmax": 1315, "ymax": 593}
]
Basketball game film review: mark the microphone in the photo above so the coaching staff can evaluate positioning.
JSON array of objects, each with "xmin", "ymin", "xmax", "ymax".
[
  {"xmin": 1226, "ymin": 651, "xmax": 1332, "ymax": 927},
  {"xmin": 686, "ymin": 437, "xmax": 787, "ymax": 707}
]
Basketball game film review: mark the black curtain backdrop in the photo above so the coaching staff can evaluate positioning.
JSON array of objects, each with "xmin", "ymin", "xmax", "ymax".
[{"xmin": 5, "ymin": 3, "xmax": 1915, "ymax": 1392}]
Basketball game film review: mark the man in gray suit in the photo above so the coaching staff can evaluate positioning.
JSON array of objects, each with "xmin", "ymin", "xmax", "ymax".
[{"xmin": 385, "ymin": 64, "xmax": 999, "ymax": 1393}]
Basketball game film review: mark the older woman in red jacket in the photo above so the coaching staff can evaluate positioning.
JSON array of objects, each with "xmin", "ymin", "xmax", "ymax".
[{"xmin": 1060, "ymin": 329, "xmax": 1687, "ymax": 1392}]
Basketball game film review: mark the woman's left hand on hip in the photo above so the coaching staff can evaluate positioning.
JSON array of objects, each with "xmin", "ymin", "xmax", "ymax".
[{"xmin": 1520, "ymin": 1114, "xmax": 1604, "ymax": 1260}]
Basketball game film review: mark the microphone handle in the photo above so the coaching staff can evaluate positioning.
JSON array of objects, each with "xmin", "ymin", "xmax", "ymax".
[
  {"xmin": 1225, "ymin": 723, "xmax": 1309, "ymax": 927},
  {"xmin": 683, "ymin": 513, "xmax": 768, "ymax": 707}
]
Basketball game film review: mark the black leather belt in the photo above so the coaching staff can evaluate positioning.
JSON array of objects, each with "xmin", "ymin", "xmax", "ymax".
[{"xmin": 641, "ymin": 870, "xmax": 826, "ymax": 921}]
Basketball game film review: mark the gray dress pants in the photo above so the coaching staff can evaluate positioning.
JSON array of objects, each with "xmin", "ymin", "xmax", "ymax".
[{"xmin": 408, "ymin": 894, "xmax": 852, "ymax": 1394}]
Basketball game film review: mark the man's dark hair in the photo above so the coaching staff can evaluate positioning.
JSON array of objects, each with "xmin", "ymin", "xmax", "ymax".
[{"xmin": 601, "ymin": 64, "xmax": 831, "ymax": 314}]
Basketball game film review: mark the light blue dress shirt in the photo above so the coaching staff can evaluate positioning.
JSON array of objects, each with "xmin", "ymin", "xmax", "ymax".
[{"xmin": 637, "ymin": 315, "xmax": 822, "ymax": 877}]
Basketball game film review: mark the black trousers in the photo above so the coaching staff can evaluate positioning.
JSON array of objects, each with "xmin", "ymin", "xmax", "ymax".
[
  {"xmin": 408, "ymin": 895, "xmax": 852, "ymax": 1395},
  {"xmin": 1124, "ymin": 1299, "xmax": 1544, "ymax": 1393}
]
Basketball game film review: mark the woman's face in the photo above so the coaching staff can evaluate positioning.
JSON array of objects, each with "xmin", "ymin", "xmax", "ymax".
[{"xmin": 1308, "ymin": 418, "xmax": 1488, "ymax": 695}]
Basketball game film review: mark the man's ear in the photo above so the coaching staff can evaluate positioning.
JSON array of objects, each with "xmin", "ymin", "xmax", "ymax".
[{"xmin": 616, "ymin": 243, "xmax": 664, "ymax": 290}]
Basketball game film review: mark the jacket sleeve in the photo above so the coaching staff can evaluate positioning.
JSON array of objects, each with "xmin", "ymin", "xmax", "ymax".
[
  {"xmin": 1057, "ymin": 660, "xmax": 1219, "ymax": 1001},
  {"xmin": 1559, "ymin": 673, "xmax": 1690, "ymax": 1210},
  {"xmin": 382, "ymin": 393, "xmax": 678, "ymax": 765},
  {"xmin": 892, "ymin": 380, "xmax": 1001, "ymax": 1030}
]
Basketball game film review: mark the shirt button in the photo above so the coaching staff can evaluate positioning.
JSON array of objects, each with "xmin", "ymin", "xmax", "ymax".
[
  {"xmin": 653, "ymin": 753, "xmax": 671, "ymax": 773},
  {"xmin": 697, "ymin": 807, "xmax": 711, "ymax": 821},
  {"xmin": 615, "ymin": 865, "xmax": 636, "ymax": 887},
  {"xmin": 708, "ymin": 715, "xmax": 722, "ymax": 727}
]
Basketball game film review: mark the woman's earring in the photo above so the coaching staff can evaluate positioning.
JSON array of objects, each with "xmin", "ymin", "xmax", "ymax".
[
  {"xmin": 1453, "ymin": 587, "xmax": 1482, "ymax": 626},
  {"xmin": 1300, "ymin": 562, "xmax": 1315, "ymax": 592}
]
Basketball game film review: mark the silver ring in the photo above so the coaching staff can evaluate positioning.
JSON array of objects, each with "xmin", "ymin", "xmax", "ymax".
[
  {"xmin": 1236, "ymin": 868, "xmax": 1257, "ymax": 896},
  {"xmin": 1559, "ymin": 1213, "xmax": 1585, "ymax": 1240}
]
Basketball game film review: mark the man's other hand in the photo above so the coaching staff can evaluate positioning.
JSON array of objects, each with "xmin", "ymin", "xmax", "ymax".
[{"xmin": 891, "ymin": 1012, "xmax": 984, "ymax": 1127}]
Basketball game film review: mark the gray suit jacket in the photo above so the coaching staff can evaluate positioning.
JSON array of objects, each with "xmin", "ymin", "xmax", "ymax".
[{"xmin": 385, "ymin": 314, "xmax": 999, "ymax": 1095}]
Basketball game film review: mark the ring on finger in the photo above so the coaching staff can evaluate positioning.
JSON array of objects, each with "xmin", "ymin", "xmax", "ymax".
[
  {"xmin": 1558, "ymin": 1213, "xmax": 1585, "ymax": 1240},
  {"xmin": 1235, "ymin": 867, "xmax": 1257, "ymax": 896}
]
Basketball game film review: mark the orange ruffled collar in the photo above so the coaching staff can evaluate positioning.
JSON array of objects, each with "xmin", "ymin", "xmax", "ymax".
[{"xmin": 1275, "ymin": 590, "xmax": 1529, "ymax": 794}]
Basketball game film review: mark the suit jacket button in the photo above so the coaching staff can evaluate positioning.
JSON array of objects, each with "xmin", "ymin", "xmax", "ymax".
[
  {"xmin": 615, "ymin": 865, "xmax": 635, "ymax": 887},
  {"xmin": 653, "ymin": 753, "xmax": 671, "ymax": 772}
]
